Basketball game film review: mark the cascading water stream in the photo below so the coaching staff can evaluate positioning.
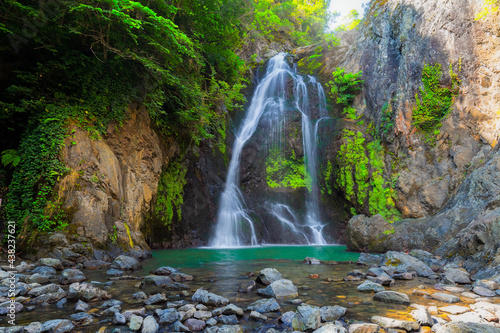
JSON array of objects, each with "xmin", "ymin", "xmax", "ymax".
[{"xmin": 210, "ymin": 53, "xmax": 330, "ymax": 248}]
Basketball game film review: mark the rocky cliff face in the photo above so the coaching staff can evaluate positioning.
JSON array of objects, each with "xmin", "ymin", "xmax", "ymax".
[{"xmin": 297, "ymin": 0, "xmax": 500, "ymax": 220}]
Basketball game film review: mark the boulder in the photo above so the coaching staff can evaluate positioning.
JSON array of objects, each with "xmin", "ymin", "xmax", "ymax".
[
  {"xmin": 184, "ymin": 318, "xmax": 206, "ymax": 331},
  {"xmin": 257, "ymin": 279, "xmax": 298, "ymax": 298},
  {"xmin": 153, "ymin": 266, "xmax": 178, "ymax": 275},
  {"xmin": 129, "ymin": 315, "xmax": 144, "ymax": 331},
  {"xmin": 192, "ymin": 289, "xmax": 229, "ymax": 306},
  {"xmin": 111, "ymin": 255, "xmax": 141, "ymax": 271},
  {"xmin": 292, "ymin": 305, "xmax": 321, "ymax": 331},
  {"xmin": 257, "ymin": 268, "xmax": 282, "ymax": 285},
  {"xmin": 443, "ymin": 267, "xmax": 471, "ymax": 284},
  {"xmin": 59, "ymin": 269, "xmax": 86, "ymax": 285},
  {"xmin": 439, "ymin": 305, "xmax": 471, "ymax": 315},
  {"xmin": 144, "ymin": 293, "xmax": 167, "ymax": 305},
  {"xmin": 313, "ymin": 323, "xmax": 347, "ymax": 333},
  {"xmin": 346, "ymin": 215, "xmax": 392, "ymax": 252},
  {"xmin": 383, "ymin": 251, "xmax": 435, "ymax": 277},
  {"xmin": 358, "ymin": 253, "xmax": 383, "ymax": 266},
  {"xmin": 347, "ymin": 323, "xmax": 381, "ymax": 333},
  {"xmin": 409, "ymin": 308, "xmax": 433, "ymax": 326},
  {"xmin": 320, "ymin": 305, "xmax": 347, "ymax": 321},
  {"xmin": 36, "ymin": 258, "xmax": 63, "ymax": 271},
  {"xmin": 40, "ymin": 319, "xmax": 74, "ymax": 333},
  {"xmin": 432, "ymin": 322, "xmax": 500, "ymax": 333},
  {"xmin": 371, "ymin": 316, "xmax": 419, "ymax": 331},
  {"xmin": 431, "ymin": 293, "xmax": 460, "ymax": 303},
  {"xmin": 141, "ymin": 315, "xmax": 159, "ymax": 333},
  {"xmin": 68, "ymin": 312, "xmax": 93, "ymax": 325},
  {"xmin": 67, "ymin": 282, "xmax": 111, "ymax": 301},
  {"xmin": 373, "ymin": 291, "xmax": 410, "ymax": 305},
  {"xmin": 74, "ymin": 300, "xmax": 90, "ymax": 312},
  {"xmin": 246, "ymin": 298, "xmax": 281, "ymax": 313}
]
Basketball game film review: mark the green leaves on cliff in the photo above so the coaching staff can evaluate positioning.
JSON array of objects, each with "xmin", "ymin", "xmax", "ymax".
[
  {"xmin": 266, "ymin": 147, "xmax": 310, "ymax": 190},
  {"xmin": 412, "ymin": 63, "xmax": 460, "ymax": 138},
  {"xmin": 326, "ymin": 67, "xmax": 364, "ymax": 118}
]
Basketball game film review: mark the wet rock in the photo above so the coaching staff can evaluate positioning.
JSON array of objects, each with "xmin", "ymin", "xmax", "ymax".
[
  {"xmin": 24, "ymin": 322, "xmax": 42, "ymax": 333},
  {"xmin": 166, "ymin": 300, "xmax": 187, "ymax": 308},
  {"xmin": 69, "ymin": 312, "xmax": 93, "ymax": 325},
  {"xmin": 462, "ymin": 291, "xmax": 481, "ymax": 299},
  {"xmin": 67, "ymin": 282, "xmax": 111, "ymax": 301},
  {"xmin": 348, "ymin": 270, "xmax": 366, "ymax": 278},
  {"xmin": 219, "ymin": 314, "xmax": 239, "ymax": 324},
  {"xmin": 111, "ymin": 255, "xmax": 141, "ymax": 271},
  {"xmin": 129, "ymin": 315, "xmax": 144, "ymax": 331},
  {"xmin": 448, "ymin": 311, "xmax": 488, "ymax": 324},
  {"xmin": 26, "ymin": 273, "xmax": 49, "ymax": 285},
  {"xmin": 83, "ymin": 260, "xmax": 111, "ymax": 270},
  {"xmin": 132, "ymin": 291, "xmax": 147, "ymax": 300},
  {"xmin": 192, "ymin": 288, "xmax": 229, "ymax": 306},
  {"xmin": 185, "ymin": 318, "xmax": 206, "ymax": 331},
  {"xmin": 357, "ymin": 281, "xmax": 385, "ymax": 293},
  {"xmin": 106, "ymin": 269, "xmax": 124, "ymax": 277},
  {"xmin": 165, "ymin": 281, "xmax": 190, "ymax": 290},
  {"xmin": 313, "ymin": 323, "xmax": 347, "ymax": 333},
  {"xmin": 373, "ymin": 291, "xmax": 410, "ymax": 305},
  {"xmin": 371, "ymin": 316, "xmax": 419, "ymax": 331},
  {"xmin": 439, "ymin": 305, "xmax": 471, "ymax": 314},
  {"xmin": 432, "ymin": 322, "xmax": 500, "ymax": 333},
  {"xmin": 473, "ymin": 286, "xmax": 496, "ymax": 297},
  {"xmin": 29, "ymin": 284, "xmax": 66, "ymax": 304},
  {"xmin": 74, "ymin": 300, "xmax": 90, "ymax": 312},
  {"xmin": 206, "ymin": 318, "xmax": 218, "ymax": 326},
  {"xmin": 143, "ymin": 275, "xmax": 172, "ymax": 287},
  {"xmin": 344, "ymin": 276, "xmax": 362, "ymax": 282},
  {"xmin": 222, "ymin": 304, "xmax": 244, "ymax": 316},
  {"xmin": 442, "ymin": 285, "xmax": 465, "ymax": 293},
  {"xmin": 409, "ymin": 308, "xmax": 433, "ymax": 326},
  {"xmin": 257, "ymin": 279, "xmax": 298, "ymax": 298},
  {"xmin": 292, "ymin": 305, "xmax": 321, "ymax": 331},
  {"xmin": 247, "ymin": 298, "xmax": 281, "ymax": 313},
  {"xmin": 32, "ymin": 266, "xmax": 57, "ymax": 278},
  {"xmin": 358, "ymin": 253, "xmax": 383, "ymax": 266},
  {"xmin": 205, "ymin": 325, "xmax": 244, "ymax": 333},
  {"xmin": 367, "ymin": 267, "xmax": 385, "ymax": 277},
  {"xmin": 40, "ymin": 319, "xmax": 74, "ymax": 333},
  {"xmin": 157, "ymin": 308, "xmax": 180, "ymax": 324},
  {"xmin": 123, "ymin": 308, "xmax": 146, "ymax": 320},
  {"xmin": 143, "ymin": 293, "xmax": 166, "ymax": 305},
  {"xmin": 346, "ymin": 215, "xmax": 392, "ymax": 252},
  {"xmin": 170, "ymin": 272, "xmax": 193, "ymax": 282},
  {"xmin": 476, "ymin": 280, "xmax": 499, "ymax": 290},
  {"xmin": 304, "ymin": 257, "xmax": 321, "ymax": 265},
  {"xmin": 383, "ymin": 251, "xmax": 435, "ymax": 277},
  {"xmin": 56, "ymin": 298, "xmax": 67, "ymax": 309},
  {"xmin": 29, "ymin": 283, "xmax": 61, "ymax": 297},
  {"xmin": 281, "ymin": 311, "xmax": 295, "ymax": 326},
  {"xmin": 392, "ymin": 273, "xmax": 413, "ymax": 280},
  {"xmin": 431, "ymin": 293, "xmax": 460, "ymax": 303},
  {"xmin": 102, "ymin": 305, "xmax": 121, "ymax": 315},
  {"xmin": 194, "ymin": 310, "xmax": 212, "ymax": 320},
  {"xmin": 36, "ymin": 258, "xmax": 63, "ymax": 271},
  {"xmin": 169, "ymin": 320, "xmax": 189, "ymax": 332},
  {"xmin": 320, "ymin": 305, "xmax": 347, "ymax": 322},
  {"xmin": 142, "ymin": 315, "xmax": 159, "ymax": 333},
  {"xmin": 59, "ymin": 269, "xmax": 86, "ymax": 285},
  {"xmin": 113, "ymin": 312, "xmax": 126, "ymax": 324},
  {"xmin": 257, "ymin": 268, "xmax": 282, "ymax": 285},
  {"xmin": 238, "ymin": 280, "xmax": 256, "ymax": 293},
  {"xmin": 153, "ymin": 266, "xmax": 178, "ymax": 275},
  {"xmin": 250, "ymin": 310, "xmax": 267, "ymax": 320},
  {"xmin": 0, "ymin": 301, "xmax": 22, "ymax": 314},
  {"xmin": 196, "ymin": 304, "xmax": 208, "ymax": 311},
  {"xmin": 347, "ymin": 323, "xmax": 381, "ymax": 333},
  {"xmin": 371, "ymin": 272, "xmax": 394, "ymax": 286},
  {"xmin": 443, "ymin": 267, "xmax": 471, "ymax": 284}
]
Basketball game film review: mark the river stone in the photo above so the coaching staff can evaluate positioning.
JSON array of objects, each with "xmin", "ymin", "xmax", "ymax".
[
  {"xmin": 144, "ymin": 275, "xmax": 173, "ymax": 287},
  {"xmin": 371, "ymin": 316, "xmax": 419, "ymax": 331},
  {"xmin": 102, "ymin": 305, "xmax": 121, "ymax": 315},
  {"xmin": 40, "ymin": 319, "xmax": 74, "ymax": 333},
  {"xmin": 141, "ymin": 315, "xmax": 159, "ymax": 333},
  {"xmin": 192, "ymin": 288, "xmax": 229, "ymax": 306},
  {"xmin": 392, "ymin": 272, "xmax": 413, "ymax": 280},
  {"xmin": 170, "ymin": 320, "xmax": 190, "ymax": 332},
  {"xmin": 74, "ymin": 299, "xmax": 90, "ymax": 312},
  {"xmin": 26, "ymin": 273, "xmax": 49, "ymax": 285},
  {"xmin": 281, "ymin": 311, "xmax": 295, "ymax": 326},
  {"xmin": 431, "ymin": 293, "xmax": 460, "ymax": 303},
  {"xmin": 443, "ymin": 267, "xmax": 471, "ymax": 284},
  {"xmin": 153, "ymin": 266, "xmax": 178, "ymax": 275},
  {"xmin": 320, "ymin": 305, "xmax": 347, "ymax": 321},
  {"xmin": 357, "ymin": 281, "xmax": 385, "ymax": 293},
  {"xmin": 238, "ymin": 280, "xmax": 257, "ymax": 293},
  {"xmin": 111, "ymin": 255, "xmax": 141, "ymax": 271},
  {"xmin": 67, "ymin": 282, "xmax": 111, "ymax": 301},
  {"xmin": 473, "ymin": 286, "xmax": 496, "ymax": 297},
  {"xmin": 439, "ymin": 305, "xmax": 471, "ymax": 314},
  {"xmin": 129, "ymin": 315, "xmax": 144, "ymax": 331},
  {"xmin": 206, "ymin": 318, "xmax": 218, "ymax": 326},
  {"xmin": 183, "ymin": 318, "xmax": 205, "ymax": 331},
  {"xmin": 165, "ymin": 281, "xmax": 190, "ymax": 290},
  {"xmin": 144, "ymin": 293, "xmax": 166, "ymax": 305},
  {"xmin": 113, "ymin": 312, "xmax": 126, "ymax": 325},
  {"xmin": 106, "ymin": 269, "xmax": 124, "ymax": 277},
  {"xmin": 358, "ymin": 253, "xmax": 383, "ymax": 266},
  {"xmin": 158, "ymin": 308, "xmax": 180, "ymax": 324},
  {"xmin": 32, "ymin": 266, "xmax": 57, "ymax": 278},
  {"xmin": 222, "ymin": 304, "xmax": 244, "ymax": 316},
  {"xmin": 69, "ymin": 312, "xmax": 93, "ymax": 325},
  {"xmin": 0, "ymin": 301, "xmax": 22, "ymax": 314},
  {"xmin": 219, "ymin": 314, "xmax": 239, "ymax": 324},
  {"xmin": 442, "ymin": 285, "xmax": 466, "ymax": 293},
  {"xmin": 101, "ymin": 299, "xmax": 122, "ymax": 309},
  {"xmin": 257, "ymin": 279, "xmax": 298, "ymax": 298},
  {"xmin": 462, "ymin": 292, "xmax": 481, "ymax": 299},
  {"xmin": 432, "ymin": 322, "xmax": 500, "ymax": 333},
  {"xmin": 250, "ymin": 310, "xmax": 267, "ymax": 320},
  {"xmin": 122, "ymin": 308, "xmax": 146, "ymax": 320},
  {"xmin": 292, "ymin": 305, "xmax": 321, "ymax": 331},
  {"xmin": 24, "ymin": 322, "xmax": 43, "ymax": 333},
  {"xmin": 313, "ymin": 323, "xmax": 347, "ymax": 333},
  {"xmin": 448, "ymin": 311, "xmax": 488, "ymax": 324},
  {"xmin": 56, "ymin": 298, "xmax": 67, "ymax": 309},
  {"xmin": 83, "ymin": 260, "xmax": 111, "ymax": 269},
  {"xmin": 194, "ymin": 310, "xmax": 212, "ymax": 320},
  {"xmin": 304, "ymin": 257, "xmax": 321, "ymax": 265},
  {"xmin": 477, "ymin": 280, "xmax": 500, "ymax": 290},
  {"xmin": 36, "ymin": 258, "xmax": 63, "ymax": 271},
  {"xmin": 410, "ymin": 308, "xmax": 433, "ymax": 326},
  {"xmin": 170, "ymin": 272, "xmax": 193, "ymax": 282},
  {"xmin": 205, "ymin": 325, "xmax": 244, "ymax": 333},
  {"xmin": 383, "ymin": 251, "xmax": 435, "ymax": 277},
  {"xmin": 373, "ymin": 291, "xmax": 410, "ymax": 305},
  {"xmin": 347, "ymin": 323, "xmax": 381, "ymax": 333},
  {"xmin": 246, "ymin": 298, "xmax": 281, "ymax": 313},
  {"xmin": 373, "ymin": 272, "xmax": 394, "ymax": 286},
  {"xmin": 257, "ymin": 268, "xmax": 282, "ymax": 285},
  {"xmin": 367, "ymin": 267, "xmax": 385, "ymax": 277},
  {"xmin": 59, "ymin": 269, "xmax": 86, "ymax": 285},
  {"xmin": 29, "ymin": 283, "xmax": 62, "ymax": 297}
]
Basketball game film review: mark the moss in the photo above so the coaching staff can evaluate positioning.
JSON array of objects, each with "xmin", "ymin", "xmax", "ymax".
[
  {"xmin": 385, "ymin": 258, "xmax": 401, "ymax": 267},
  {"xmin": 124, "ymin": 222, "xmax": 134, "ymax": 249},
  {"xmin": 266, "ymin": 147, "xmax": 310, "ymax": 190}
]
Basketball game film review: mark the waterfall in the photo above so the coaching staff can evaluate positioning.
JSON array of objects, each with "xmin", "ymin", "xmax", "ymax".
[{"xmin": 210, "ymin": 53, "xmax": 329, "ymax": 248}]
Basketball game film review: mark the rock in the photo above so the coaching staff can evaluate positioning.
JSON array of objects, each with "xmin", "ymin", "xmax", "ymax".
[
  {"xmin": 238, "ymin": 280, "xmax": 256, "ymax": 293},
  {"xmin": 158, "ymin": 308, "xmax": 180, "ymax": 324},
  {"xmin": 313, "ymin": 323, "xmax": 347, "ymax": 333},
  {"xmin": 443, "ymin": 267, "xmax": 471, "ymax": 284},
  {"xmin": 67, "ymin": 282, "xmax": 111, "ymax": 301},
  {"xmin": 219, "ymin": 314, "xmax": 239, "ymax": 324},
  {"xmin": 348, "ymin": 270, "xmax": 366, "ymax": 278},
  {"xmin": 383, "ymin": 251, "xmax": 435, "ymax": 277},
  {"xmin": 26, "ymin": 273, "xmax": 49, "ymax": 285},
  {"xmin": 292, "ymin": 305, "xmax": 321, "ymax": 331},
  {"xmin": 442, "ymin": 285, "xmax": 465, "ymax": 293},
  {"xmin": 462, "ymin": 291, "xmax": 481, "ymax": 299},
  {"xmin": 373, "ymin": 291, "xmax": 410, "ymax": 305},
  {"xmin": 367, "ymin": 267, "xmax": 385, "ymax": 277},
  {"xmin": 36, "ymin": 258, "xmax": 63, "ymax": 271},
  {"xmin": 257, "ymin": 268, "xmax": 282, "ymax": 285},
  {"xmin": 222, "ymin": 304, "xmax": 244, "ymax": 316},
  {"xmin": 28, "ymin": 284, "xmax": 66, "ymax": 304},
  {"xmin": 102, "ymin": 305, "xmax": 121, "ymax": 315},
  {"xmin": 474, "ymin": 309, "xmax": 499, "ymax": 322},
  {"xmin": 439, "ymin": 305, "xmax": 471, "ymax": 314},
  {"xmin": 358, "ymin": 253, "xmax": 383, "ymax": 266},
  {"xmin": 347, "ymin": 323, "xmax": 381, "ymax": 333},
  {"xmin": 165, "ymin": 281, "xmax": 189, "ymax": 290},
  {"xmin": 448, "ymin": 311, "xmax": 488, "ymax": 324},
  {"xmin": 246, "ymin": 298, "xmax": 281, "ymax": 312},
  {"xmin": 141, "ymin": 315, "xmax": 159, "ymax": 333},
  {"xmin": 170, "ymin": 272, "xmax": 193, "ymax": 282},
  {"xmin": 250, "ymin": 310, "xmax": 267, "ymax": 320},
  {"xmin": 194, "ymin": 310, "xmax": 212, "ymax": 320},
  {"xmin": 392, "ymin": 273, "xmax": 413, "ymax": 280},
  {"xmin": 32, "ymin": 266, "xmax": 57, "ymax": 278},
  {"xmin": 431, "ymin": 293, "xmax": 460, "ymax": 303},
  {"xmin": 410, "ymin": 308, "xmax": 433, "ymax": 326},
  {"xmin": 170, "ymin": 321, "xmax": 190, "ymax": 332},
  {"xmin": 477, "ymin": 280, "xmax": 499, "ymax": 290},
  {"xmin": 24, "ymin": 322, "xmax": 43, "ymax": 333},
  {"xmin": 346, "ymin": 215, "xmax": 392, "ymax": 252},
  {"xmin": 206, "ymin": 325, "xmax": 244, "ymax": 333},
  {"xmin": 257, "ymin": 279, "xmax": 298, "ymax": 298},
  {"xmin": 111, "ymin": 255, "xmax": 141, "ymax": 271},
  {"xmin": 144, "ymin": 293, "xmax": 166, "ymax": 305},
  {"xmin": 74, "ymin": 300, "xmax": 90, "ymax": 312},
  {"xmin": 113, "ymin": 312, "xmax": 126, "ymax": 324},
  {"xmin": 432, "ymin": 322, "xmax": 500, "ymax": 333},
  {"xmin": 132, "ymin": 291, "xmax": 147, "ymax": 300},
  {"xmin": 373, "ymin": 272, "xmax": 394, "ymax": 286},
  {"xmin": 473, "ymin": 286, "xmax": 496, "ymax": 297},
  {"xmin": 166, "ymin": 300, "xmax": 187, "ymax": 308},
  {"xmin": 192, "ymin": 288, "xmax": 229, "ymax": 306},
  {"xmin": 206, "ymin": 318, "xmax": 218, "ymax": 326},
  {"xmin": 0, "ymin": 301, "xmax": 23, "ymax": 314},
  {"xmin": 184, "ymin": 318, "xmax": 206, "ymax": 331},
  {"xmin": 106, "ymin": 269, "xmax": 124, "ymax": 277},
  {"xmin": 129, "ymin": 315, "xmax": 144, "ymax": 331},
  {"xmin": 320, "ymin": 305, "xmax": 347, "ymax": 321},
  {"xmin": 123, "ymin": 308, "xmax": 146, "ymax": 320},
  {"xmin": 470, "ymin": 302, "xmax": 500, "ymax": 315},
  {"xmin": 40, "ymin": 319, "xmax": 74, "ymax": 333},
  {"xmin": 371, "ymin": 316, "xmax": 419, "ymax": 331},
  {"xmin": 29, "ymin": 283, "xmax": 62, "ymax": 297},
  {"xmin": 153, "ymin": 266, "xmax": 178, "ymax": 275},
  {"xmin": 69, "ymin": 312, "xmax": 93, "ymax": 325},
  {"xmin": 358, "ymin": 281, "xmax": 385, "ymax": 293},
  {"xmin": 143, "ymin": 275, "xmax": 173, "ymax": 287},
  {"xmin": 56, "ymin": 298, "xmax": 67, "ymax": 309},
  {"xmin": 304, "ymin": 257, "xmax": 321, "ymax": 265},
  {"xmin": 59, "ymin": 269, "xmax": 86, "ymax": 285},
  {"xmin": 83, "ymin": 260, "xmax": 111, "ymax": 269}
]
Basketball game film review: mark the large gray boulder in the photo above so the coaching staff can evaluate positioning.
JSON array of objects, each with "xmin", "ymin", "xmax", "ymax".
[
  {"xmin": 257, "ymin": 279, "xmax": 298, "ymax": 298},
  {"xmin": 292, "ymin": 305, "xmax": 321, "ymax": 331},
  {"xmin": 432, "ymin": 322, "xmax": 500, "ymax": 333},
  {"xmin": 191, "ymin": 289, "xmax": 229, "ymax": 306},
  {"xmin": 319, "ymin": 305, "xmax": 347, "ymax": 321},
  {"xmin": 111, "ymin": 255, "xmax": 141, "ymax": 271},
  {"xmin": 67, "ymin": 282, "xmax": 111, "ymax": 301},
  {"xmin": 257, "ymin": 268, "xmax": 282, "ymax": 285},
  {"xmin": 40, "ymin": 319, "xmax": 74, "ymax": 333},
  {"xmin": 382, "ymin": 251, "xmax": 435, "ymax": 277},
  {"xmin": 373, "ymin": 291, "xmax": 410, "ymax": 305},
  {"xmin": 246, "ymin": 298, "xmax": 281, "ymax": 313},
  {"xmin": 345, "ymin": 215, "xmax": 393, "ymax": 252},
  {"xmin": 358, "ymin": 281, "xmax": 385, "ymax": 293},
  {"xmin": 371, "ymin": 316, "xmax": 419, "ymax": 331},
  {"xmin": 59, "ymin": 269, "xmax": 86, "ymax": 285}
]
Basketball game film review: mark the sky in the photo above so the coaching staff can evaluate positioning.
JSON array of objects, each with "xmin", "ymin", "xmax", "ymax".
[{"xmin": 329, "ymin": 0, "xmax": 368, "ymax": 28}]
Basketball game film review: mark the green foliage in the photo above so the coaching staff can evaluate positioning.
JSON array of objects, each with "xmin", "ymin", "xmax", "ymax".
[
  {"xmin": 335, "ymin": 9, "xmax": 361, "ymax": 32},
  {"xmin": 1, "ymin": 150, "xmax": 20, "ymax": 168},
  {"xmin": 327, "ymin": 68, "xmax": 364, "ymax": 107},
  {"xmin": 321, "ymin": 161, "xmax": 333, "ymax": 195},
  {"xmin": 475, "ymin": 0, "xmax": 499, "ymax": 20},
  {"xmin": 153, "ymin": 160, "xmax": 187, "ymax": 231},
  {"xmin": 377, "ymin": 102, "xmax": 394, "ymax": 138},
  {"xmin": 297, "ymin": 46, "xmax": 324, "ymax": 74},
  {"xmin": 266, "ymin": 148, "xmax": 310, "ymax": 190},
  {"xmin": 412, "ymin": 63, "xmax": 460, "ymax": 137}
]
